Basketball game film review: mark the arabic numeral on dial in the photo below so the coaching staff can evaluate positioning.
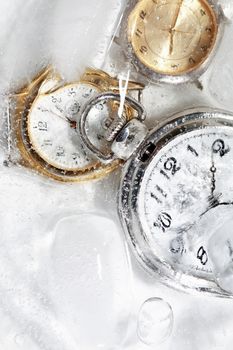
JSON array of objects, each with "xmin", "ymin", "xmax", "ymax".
[
  {"xmin": 140, "ymin": 10, "xmax": 146, "ymax": 20},
  {"xmin": 197, "ymin": 246, "xmax": 208, "ymax": 265},
  {"xmin": 140, "ymin": 46, "xmax": 148, "ymax": 54},
  {"xmin": 189, "ymin": 57, "xmax": 196, "ymax": 65},
  {"xmin": 206, "ymin": 27, "xmax": 212, "ymax": 33},
  {"xmin": 72, "ymin": 153, "xmax": 80, "ymax": 163},
  {"xmin": 95, "ymin": 101, "xmax": 106, "ymax": 111},
  {"xmin": 164, "ymin": 157, "xmax": 181, "ymax": 176},
  {"xmin": 38, "ymin": 121, "xmax": 48, "ymax": 131},
  {"xmin": 68, "ymin": 88, "xmax": 76, "ymax": 97},
  {"xmin": 201, "ymin": 45, "xmax": 208, "ymax": 52},
  {"xmin": 154, "ymin": 212, "xmax": 172, "ymax": 233},
  {"xmin": 200, "ymin": 9, "xmax": 206, "ymax": 16},
  {"xmin": 51, "ymin": 96, "xmax": 62, "ymax": 104},
  {"xmin": 212, "ymin": 139, "xmax": 230, "ymax": 157}
]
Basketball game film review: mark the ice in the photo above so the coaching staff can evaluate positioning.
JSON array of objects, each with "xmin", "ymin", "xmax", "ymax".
[
  {"xmin": 137, "ymin": 298, "xmax": 173, "ymax": 346},
  {"xmin": 48, "ymin": 213, "xmax": 132, "ymax": 350},
  {"xmin": 0, "ymin": 0, "xmax": 233, "ymax": 348},
  {"xmin": 219, "ymin": 0, "xmax": 233, "ymax": 19},
  {"xmin": 208, "ymin": 18, "xmax": 233, "ymax": 110},
  {"xmin": 208, "ymin": 211, "xmax": 233, "ymax": 294}
]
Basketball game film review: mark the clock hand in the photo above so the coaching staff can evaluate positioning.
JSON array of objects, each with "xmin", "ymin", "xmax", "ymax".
[
  {"xmin": 169, "ymin": 31, "xmax": 175, "ymax": 55},
  {"xmin": 200, "ymin": 156, "xmax": 219, "ymax": 217},
  {"xmin": 210, "ymin": 160, "xmax": 216, "ymax": 197},
  {"xmin": 200, "ymin": 155, "xmax": 233, "ymax": 217},
  {"xmin": 49, "ymin": 110, "xmax": 77, "ymax": 129},
  {"xmin": 169, "ymin": 0, "xmax": 183, "ymax": 55},
  {"xmin": 200, "ymin": 198, "xmax": 233, "ymax": 217},
  {"xmin": 152, "ymin": 27, "xmax": 195, "ymax": 35},
  {"xmin": 170, "ymin": 0, "xmax": 184, "ymax": 31},
  {"xmin": 173, "ymin": 29, "xmax": 196, "ymax": 35}
]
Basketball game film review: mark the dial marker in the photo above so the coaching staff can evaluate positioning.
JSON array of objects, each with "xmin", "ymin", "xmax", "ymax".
[
  {"xmin": 187, "ymin": 144, "xmax": 199, "ymax": 157},
  {"xmin": 156, "ymin": 185, "xmax": 167, "ymax": 198},
  {"xmin": 27, "ymin": 82, "xmax": 105, "ymax": 171},
  {"xmin": 160, "ymin": 169, "xmax": 170, "ymax": 180},
  {"xmin": 151, "ymin": 192, "xmax": 162, "ymax": 204},
  {"xmin": 128, "ymin": 0, "xmax": 218, "ymax": 77}
]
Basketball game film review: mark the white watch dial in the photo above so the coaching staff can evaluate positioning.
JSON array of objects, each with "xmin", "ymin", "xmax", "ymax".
[
  {"xmin": 27, "ymin": 83, "xmax": 108, "ymax": 171},
  {"xmin": 138, "ymin": 126, "xmax": 233, "ymax": 277}
]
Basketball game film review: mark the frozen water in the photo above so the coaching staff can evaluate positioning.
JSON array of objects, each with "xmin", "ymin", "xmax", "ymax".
[
  {"xmin": 208, "ymin": 210, "xmax": 233, "ymax": 294},
  {"xmin": 219, "ymin": 0, "xmax": 233, "ymax": 19},
  {"xmin": 137, "ymin": 298, "xmax": 173, "ymax": 346},
  {"xmin": 0, "ymin": 0, "xmax": 233, "ymax": 349},
  {"xmin": 48, "ymin": 214, "xmax": 132, "ymax": 350},
  {"xmin": 208, "ymin": 17, "xmax": 233, "ymax": 110}
]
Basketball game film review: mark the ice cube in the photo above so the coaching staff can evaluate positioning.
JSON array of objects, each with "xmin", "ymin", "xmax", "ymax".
[{"xmin": 48, "ymin": 213, "xmax": 132, "ymax": 349}]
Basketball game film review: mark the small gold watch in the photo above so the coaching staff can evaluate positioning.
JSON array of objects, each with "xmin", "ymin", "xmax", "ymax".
[
  {"xmin": 121, "ymin": 0, "xmax": 224, "ymax": 84},
  {"xmin": 7, "ymin": 67, "xmax": 144, "ymax": 182}
]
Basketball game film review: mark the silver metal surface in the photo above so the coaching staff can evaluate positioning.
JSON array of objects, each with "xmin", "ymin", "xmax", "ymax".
[
  {"xmin": 78, "ymin": 92, "xmax": 147, "ymax": 162},
  {"xmin": 104, "ymin": 111, "xmax": 127, "ymax": 142},
  {"xmin": 112, "ymin": 118, "xmax": 148, "ymax": 160},
  {"xmin": 119, "ymin": 0, "xmax": 224, "ymax": 84},
  {"xmin": 118, "ymin": 107, "xmax": 233, "ymax": 297}
]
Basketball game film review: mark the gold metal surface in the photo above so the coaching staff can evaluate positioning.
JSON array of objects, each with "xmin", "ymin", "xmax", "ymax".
[
  {"xmin": 11, "ymin": 68, "xmax": 144, "ymax": 182},
  {"xmin": 128, "ymin": 0, "xmax": 218, "ymax": 75}
]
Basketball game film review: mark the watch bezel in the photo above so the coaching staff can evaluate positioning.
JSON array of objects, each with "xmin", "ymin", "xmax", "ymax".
[
  {"xmin": 118, "ymin": 107, "xmax": 233, "ymax": 296},
  {"xmin": 13, "ymin": 77, "xmax": 121, "ymax": 183},
  {"xmin": 120, "ymin": 0, "xmax": 224, "ymax": 84}
]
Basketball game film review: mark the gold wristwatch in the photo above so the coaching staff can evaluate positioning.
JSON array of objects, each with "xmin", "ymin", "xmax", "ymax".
[
  {"xmin": 7, "ymin": 67, "xmax": 144, "ymax": 182},
  {"xmin": 121, "ymin": 0, "xmax": 224, "ymax": 84}
]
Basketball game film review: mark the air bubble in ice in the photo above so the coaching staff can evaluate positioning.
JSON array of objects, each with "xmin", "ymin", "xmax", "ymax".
[
  {"xmin": 208, "ymin": 215, "xmax": 233, "ymax": 293},
  {"xmin": 137, "ymin": 297, "xmax": 173, "ymax": 346}
]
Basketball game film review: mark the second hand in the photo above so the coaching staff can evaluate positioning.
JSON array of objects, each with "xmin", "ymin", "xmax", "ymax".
[{"xmin": 49, "ymin": 109, "xmax": 77, "ymax": 129}]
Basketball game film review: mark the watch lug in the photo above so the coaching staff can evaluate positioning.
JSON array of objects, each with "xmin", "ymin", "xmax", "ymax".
[{"xmin": 38, "ymin": 71, "xmax": 63, "ymax": 95}]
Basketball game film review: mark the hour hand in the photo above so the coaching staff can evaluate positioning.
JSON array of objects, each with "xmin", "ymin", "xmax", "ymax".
[
  {"xmin": 210, "ymin": 161, "xmax": 216, "ymax": 197},
  {"xmin": 200, "ymin": 160, "xmax": 221, "ymax": 217}
]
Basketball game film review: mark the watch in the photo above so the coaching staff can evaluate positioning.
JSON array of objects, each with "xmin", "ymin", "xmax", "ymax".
[
  {"xmin": 79, "ymin": 92, "xmax": 233, "ymax": 297},
  {"xmin": 120, "ymin": 0, "xmax": 224, "ymax": 84},
  {"xmin": 8, "ymin": 67, "xmax": 143, "ymax": 182}
]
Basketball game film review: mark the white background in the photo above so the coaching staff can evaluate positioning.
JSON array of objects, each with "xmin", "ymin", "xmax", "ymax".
[{"xmin": 0, "ymin": 1, "xmax": 233, "ymax": 349}]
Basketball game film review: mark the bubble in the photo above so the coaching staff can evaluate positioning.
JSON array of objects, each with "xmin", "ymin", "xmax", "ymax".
[{"xmin": 137, "ymin": 297, "xmax": 173, "ymax": 346}]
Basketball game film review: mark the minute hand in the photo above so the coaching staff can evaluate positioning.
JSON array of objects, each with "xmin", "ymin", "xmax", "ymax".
[
  {"xmin": 170, "ymin": 0, "xmax": 184, "ymax": 30},
  {"xmin": 169, "ymin": 0, "xmax": 184, "ymax": 55},
  {"xmin": 49, "ymin": 110, "xmax": 77, "ymax": 128},
  {"xmin": 200, "ymin": 156, "xmax": 233, "ymax": 217}
]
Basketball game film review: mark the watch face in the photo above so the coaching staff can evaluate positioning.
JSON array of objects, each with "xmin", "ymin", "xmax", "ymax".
[
  {"xmin": 120, "ymin": 111, "xmax": 233, "ymax": 294},
  {"xmin": 26, "ymin": 82, "xmax": 110, "ymax": 174},
  {"xmin": 128, "ymin": 0, "xmax": 218, "ymax": 76}
]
